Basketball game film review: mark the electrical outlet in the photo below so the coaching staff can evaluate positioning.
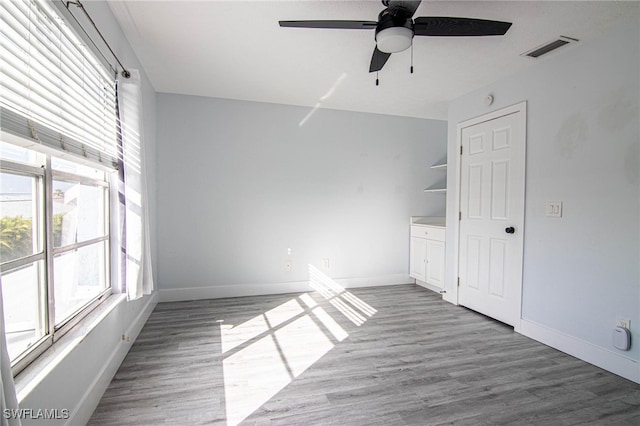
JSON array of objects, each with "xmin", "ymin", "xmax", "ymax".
[
  {"xmin": 616, "ymin": 317, "xmax": 630, "ymax": 329},
  {"xmin": 285, "ymin": 260, "xmax": 292, "ymax": 271},
  {"xmin": 546, "ymin": 201, "xmax": 562, "ymax": 217},
  {"xmin": 322, "ymin": 258, "xmax": 330, "ymax": 269}
]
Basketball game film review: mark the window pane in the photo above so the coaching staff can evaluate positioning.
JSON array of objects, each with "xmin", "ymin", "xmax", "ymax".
[
  {"xmin": 54, "ymin": 241, "xmax": 108, "ymax": 325},
  {"xmin": 53, "ymin": 180, "xmax": 106, "ymax": 247},
  {"xmin": 1, "ymin": 261, "xmax": 47, "ymax": 361},
  {"xmin": 0, "ymin": 172, "xmax": 41, "ymax": 262},
  {"xmin": 52, "ymin": 157, "xmax": 105, "ymax": 180},
  {"xmin": 0, "ymin": 142, "xmax": 43, "ymax": 166}
]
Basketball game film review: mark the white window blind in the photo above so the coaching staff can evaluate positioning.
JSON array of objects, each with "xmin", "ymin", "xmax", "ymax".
[{"xmin": 1, "ymin": 0, "xmax": 118, "ymax": 168}]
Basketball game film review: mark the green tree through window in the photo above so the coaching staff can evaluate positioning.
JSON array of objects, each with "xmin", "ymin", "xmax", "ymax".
[
  {"xmin": 0, "ymin": 214, "xmax": 64, "ymax": 261},
  {"xmin": 0, "ymin": 216, "xmax": 32, "ymax": 261}
]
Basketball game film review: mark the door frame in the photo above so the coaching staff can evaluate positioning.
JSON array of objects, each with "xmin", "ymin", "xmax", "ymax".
[{"xmin": 452, "ymin": 101, "xmax": 527, "ymax": 332}]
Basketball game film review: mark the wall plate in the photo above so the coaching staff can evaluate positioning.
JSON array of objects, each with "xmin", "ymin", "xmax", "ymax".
[
  {"xmin": 546, "ymin": 201, "xmax": 562, "ymax": 217},
  {"xmin": 616, "ymin": 317, "xmax": 630, "ymax": 329}
]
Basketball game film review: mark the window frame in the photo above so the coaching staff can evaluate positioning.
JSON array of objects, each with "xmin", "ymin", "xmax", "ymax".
[
  {"xmin": 0, "ymin": 149, "xmax": 113, "ymax": 376},
  {"xmin": 51, "ymin": 162, "xmax": 111, "ymax": 332}
]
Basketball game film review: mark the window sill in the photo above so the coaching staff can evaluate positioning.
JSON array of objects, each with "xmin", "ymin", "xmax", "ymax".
[{"xmin": 14, "ymin": 293, "xmax": 127, "ymax": 402}]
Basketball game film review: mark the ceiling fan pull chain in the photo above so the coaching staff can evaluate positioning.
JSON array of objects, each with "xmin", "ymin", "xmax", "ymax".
[
  {"xmin": 410, "ymin": 43, "xmax": 414, "ymax": 74},
  {"xmin": 376, "ymin": 71, "xmax": 379, "ymax": 86}
]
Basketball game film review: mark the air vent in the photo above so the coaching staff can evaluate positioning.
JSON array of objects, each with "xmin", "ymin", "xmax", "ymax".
[{"xmin": 522, "ymin": 36, "xmax": 579, "ymax": 58}]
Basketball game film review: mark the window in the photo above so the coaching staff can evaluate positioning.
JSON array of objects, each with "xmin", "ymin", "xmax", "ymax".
[
  {"xmin": 51, "ymin": 157, "xmax": 110, "ymax": 327},
  {"xmin": 1, "ymin": 143, "xmax": 112, "ymax": 373},
  {"xmin": 1, "ymin": 0, "xmax": 119, "ymax": 375}
]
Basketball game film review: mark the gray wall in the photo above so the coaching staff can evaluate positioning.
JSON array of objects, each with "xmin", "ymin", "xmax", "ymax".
[
  {"xmin": 445, "ymin": 18, "xmax": 639, "ymax": 366},
  {"xmin": 156, "ymin": 95, "xmax": 446, "ymax": 296}
]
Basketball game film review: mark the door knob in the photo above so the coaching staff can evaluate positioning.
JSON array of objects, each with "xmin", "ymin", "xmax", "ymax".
[{"xmin": 505, "ymin": 226, "xmax": 515, "ymax": 234}]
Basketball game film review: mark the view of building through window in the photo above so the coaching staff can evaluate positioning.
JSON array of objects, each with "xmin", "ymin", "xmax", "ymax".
[{"xmin": 0, "ymin": 167, "xmax": 45, "ymax": 361}]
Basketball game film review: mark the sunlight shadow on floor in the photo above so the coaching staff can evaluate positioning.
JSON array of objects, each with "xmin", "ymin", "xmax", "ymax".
[
  {"xmin": 308, "ymin": 264, "xmax": 377, "ymax": 325},
  {"xmin": 220, "ymin": 266, "xmax": 377, "ymax": 425}
]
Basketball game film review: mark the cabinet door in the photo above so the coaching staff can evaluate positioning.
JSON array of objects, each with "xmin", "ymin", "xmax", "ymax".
[
  {"xmin": 425, "ymin": 239, "xmax": 445, "ymax": 288},
  {"xmin": 410, "ymin": 237, "xmax": 427, "ymax": 282}
]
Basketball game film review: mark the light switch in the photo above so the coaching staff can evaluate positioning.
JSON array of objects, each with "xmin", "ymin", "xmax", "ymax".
[{"xmin": 546, "ymin": 201, "xmax": 562, "ymax": 218}]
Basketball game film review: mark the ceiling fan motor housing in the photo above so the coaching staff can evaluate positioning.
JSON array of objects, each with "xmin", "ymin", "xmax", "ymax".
[{"xmin": 375, "ymin": 9, "xmax": 414, "ymax": 53}]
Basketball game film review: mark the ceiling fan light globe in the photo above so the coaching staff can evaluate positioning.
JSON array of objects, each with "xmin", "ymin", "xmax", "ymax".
[{"xmin": 375, "ymin": 26, "xmax": 413, "ymax": 53}]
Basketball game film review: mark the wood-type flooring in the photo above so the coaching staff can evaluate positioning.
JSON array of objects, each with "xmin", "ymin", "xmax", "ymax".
[{"xmin": 89, "ymin": 284, "xmax": 640, "ymax": 425}]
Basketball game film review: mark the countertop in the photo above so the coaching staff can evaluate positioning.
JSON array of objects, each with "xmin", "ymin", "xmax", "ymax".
[{"xmin": 410, "ymin": 216, "xmax": 446, "ymax": 228}]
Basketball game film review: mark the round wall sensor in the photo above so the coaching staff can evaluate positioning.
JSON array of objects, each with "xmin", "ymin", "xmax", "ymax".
[{"xmin": 485, "ymin": 95, "xmax": 494, "ymax": 106}]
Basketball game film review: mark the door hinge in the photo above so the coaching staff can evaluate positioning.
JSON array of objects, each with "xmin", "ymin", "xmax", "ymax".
[
  {"xmin": 460, "ymin": 145, "xmax": 463, "ymax": 155},
  {"xmin": 457, "ymin": 277, "xmax": 460, "ymax": 287},
  {"xmin": 459, "ymin": 211, "xmax": 462, "ymax": 221}
]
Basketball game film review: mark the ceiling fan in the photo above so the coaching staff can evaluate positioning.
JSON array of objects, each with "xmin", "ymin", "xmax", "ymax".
[{"xmin": 279, "ymin": 0, "xmax": 512, "ymax": 73}]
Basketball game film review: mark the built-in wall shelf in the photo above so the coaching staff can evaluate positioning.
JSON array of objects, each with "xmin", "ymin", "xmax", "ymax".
[
  {"xmin": 426, "ymin": 158, "xmax": 447, "ymax": 192},
  {"xmin": 424, "ymin": 187, "xmax": 447, "ymax": 193},
  {"xmin": 424, "ymin": 178, "xmax": 447, "ymax": 193}
]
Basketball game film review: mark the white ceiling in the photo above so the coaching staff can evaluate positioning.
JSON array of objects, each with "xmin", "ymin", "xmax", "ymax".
[{"xmin": 108, "ymin": 1, "xmax": 638, "ymax": 120}]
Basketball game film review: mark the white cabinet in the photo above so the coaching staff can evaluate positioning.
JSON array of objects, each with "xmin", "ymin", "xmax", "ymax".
[
  {"xmin": 410, "ymin": 236, "xmax": 427, "ymax": 282},
  {"xmin": 425, "ymin": 239, "xmax": 445, "ymax": 288},
  {"xmin": 409, "ymin": 223, "xmax": 445, "ymax": 291}
]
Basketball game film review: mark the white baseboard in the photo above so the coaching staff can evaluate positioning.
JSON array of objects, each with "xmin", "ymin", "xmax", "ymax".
[
  {"xmin": 519, "ymin": 318, "xmax": 639, "ymax": 384},
  {"xmin": 69, "ymin": 291, "xmax": 159, "ymax": 426},
  {"xmin": 158, "ymin": 274, "xmax": 413, "ymax": 302},
  {"xmin": 415, "ymin": 279, "xmax": 445, "ymax": 295}
]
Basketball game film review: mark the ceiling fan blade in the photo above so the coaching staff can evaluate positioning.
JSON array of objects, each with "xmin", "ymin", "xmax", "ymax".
[
  {"xmin": 387, "ymin": 1, "xmax": 422, "ymax": 18},
  {"xmin": 369, "ymin": 47, "xmax": 392, "ymax": 73},
  {"xmin": 279, "ymin": 20, "xmax": 377, "ymax": 30},
  {"xmin": 413, "ymin": 17, "xmax": 512, "ymax": 36}
]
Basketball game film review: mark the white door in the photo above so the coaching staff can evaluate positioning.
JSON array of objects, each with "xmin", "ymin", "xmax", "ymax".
[
  {"xmin": 409, "ymin": 236, "xmax": 427, "ymax": 282},
  {"xmin": 425, "ymin": 239, "xmax": 445, "ymax": 288},
  {"xmin": 458, "ymin": 106, "xmax": 526, "ymax": 327}
]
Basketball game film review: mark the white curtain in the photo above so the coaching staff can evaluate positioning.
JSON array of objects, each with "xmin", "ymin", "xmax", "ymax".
[
  {"xmin": 0, "ymin": 277, "xmax": 21, "ymax": 426},
  {"xmin": 117, "ymin": 69, "xmax": 154, "ymax": 300}
]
